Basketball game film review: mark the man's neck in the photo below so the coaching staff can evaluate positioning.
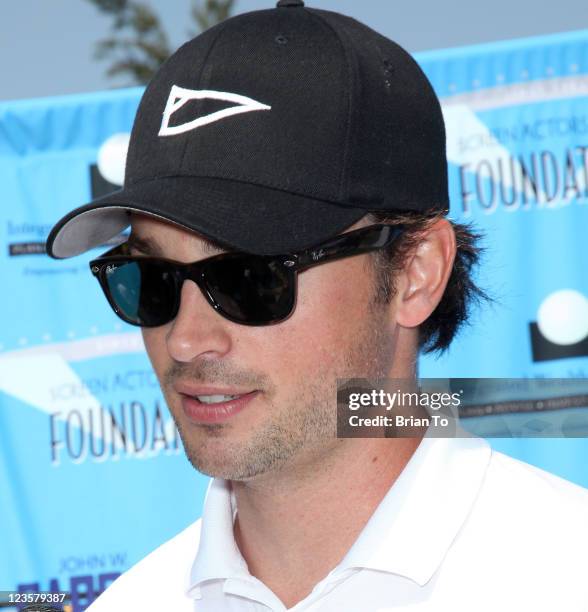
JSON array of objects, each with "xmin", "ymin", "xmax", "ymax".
[{"xmin": 231, "ymin": 435, "xmax": 424, "ymax": 609}]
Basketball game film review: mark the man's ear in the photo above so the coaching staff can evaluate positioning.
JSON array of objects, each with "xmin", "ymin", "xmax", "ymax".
[{"xmin": 393, "ymin": 219, "xmax": 456, "ymax": 329}]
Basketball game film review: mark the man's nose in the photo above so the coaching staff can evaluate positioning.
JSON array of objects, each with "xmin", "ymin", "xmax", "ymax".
[{"xmin": 165, "ymin": 280, "xmax": 233, "ymax": 362}]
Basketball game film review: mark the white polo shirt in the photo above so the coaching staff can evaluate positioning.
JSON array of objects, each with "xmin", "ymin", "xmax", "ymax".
[{"xmin": 87, "ymin": 436, "xmax": 588, "ymax": 611}]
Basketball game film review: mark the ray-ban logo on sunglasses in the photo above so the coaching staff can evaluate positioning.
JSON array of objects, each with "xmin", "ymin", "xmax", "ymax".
[
  {"xmin": 159, "ymin": 85, "xmax": 272, "ymax": 136},
  {"xmin": 311, "ymin": 249, "xmax": 326, "ymax": 262}
]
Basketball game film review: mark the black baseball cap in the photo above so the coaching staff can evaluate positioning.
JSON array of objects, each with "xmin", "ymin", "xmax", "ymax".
[{"xmin": 47, "ymin": 0, "xmax": 449, "ymax": 259}]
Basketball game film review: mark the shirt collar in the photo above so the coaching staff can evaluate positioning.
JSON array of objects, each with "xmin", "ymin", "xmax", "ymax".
[
  {"xmin": 186, "ymin": 477, "xmax": 250, "ymax": 597},
  {"xmin": 186, "ymin": 434, "xmax": 492, "ymax": 595},
  {"xmin": 337, "ymin": 435, "xmax": 491, "ymax": 585}
]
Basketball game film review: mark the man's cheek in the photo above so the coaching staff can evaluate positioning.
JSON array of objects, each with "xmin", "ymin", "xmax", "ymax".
[{"xmin": 141, "ymin": 328, "xmax": 169, "ymax": 378}]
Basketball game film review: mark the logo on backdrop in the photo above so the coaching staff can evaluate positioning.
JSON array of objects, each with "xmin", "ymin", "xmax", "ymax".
[
  {"xmin": 442, "ymin": 105, "xmax": 588, "ymax": 217},
  {"xmin": 49, "ymin": 400, "xmax": 181, "ymax": 466},
  {"xmin": 530, "ymin": 289, "xmax": 588, "ymax": 361},
  {"xmin": 90, "ymin": 132, "xmax": 130, "ymax": 199},
  {"xmin": 0, "ymin": 341, "xmax": 182, "ymax": 466},
  {"xmin": 6, "ymin": 221, "xmax": 54, "ymax": 256},
  {"xmin": 7, "ymin": 133, "xmax": 130, "ymax": 258},
  {"xmin": 17, "ymin": 550, "xmax": 125, "ymax": 612},
  {"xmin": 43, "ymin": 365, "xmax": 181, "ymax": 466}
]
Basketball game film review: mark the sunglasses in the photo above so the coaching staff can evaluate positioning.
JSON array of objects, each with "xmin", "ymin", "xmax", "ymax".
[{"xmin": 89, "ymin": 224, "xmax": 404, "ymax": 327}]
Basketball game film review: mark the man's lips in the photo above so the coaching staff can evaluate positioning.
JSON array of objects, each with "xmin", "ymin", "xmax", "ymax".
[{"xmin": 174, "ymin": 383, "xmax": 259, "ymax": 424}]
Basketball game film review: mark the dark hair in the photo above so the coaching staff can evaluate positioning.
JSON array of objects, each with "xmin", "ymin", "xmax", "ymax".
[{"xmin": 367, "ymin": 211, "xmax": 489, "ymax": 354}]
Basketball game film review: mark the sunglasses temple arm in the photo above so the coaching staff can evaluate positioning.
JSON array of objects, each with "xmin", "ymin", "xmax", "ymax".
[{"xmin": 294, "ymin": 225, "xmax": 403, "ymax": 270}]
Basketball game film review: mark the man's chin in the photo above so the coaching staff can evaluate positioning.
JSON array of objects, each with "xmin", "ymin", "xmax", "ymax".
[
  {"xmin": 181, "ymin": 436, "xmax": 267, "ymax": 480},
  {"xmin": 185, "ymin": 452, "xmax": 268, "ymax": 481}
]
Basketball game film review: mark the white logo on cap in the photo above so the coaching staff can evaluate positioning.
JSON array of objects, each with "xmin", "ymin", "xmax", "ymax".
[{"xmin": 159, "ymin": 85, "xmax": 271, "ymax": 136}]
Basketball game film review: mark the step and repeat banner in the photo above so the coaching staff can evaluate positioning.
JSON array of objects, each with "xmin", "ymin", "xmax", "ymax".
[
  {"xmin": 0, "ymin": 89, "xmax": 209, "ymax": 610},
  {"xmin": 419, "ymin": 29, "xmax": 588, "ymax": 485},
  {"xmin": 1, "ymin": 28, "xmax": 588, "ymax": 611}
]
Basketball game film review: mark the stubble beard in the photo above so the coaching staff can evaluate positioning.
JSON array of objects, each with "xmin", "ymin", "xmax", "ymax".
[{"xmin": 165, "ymin": 306, "xmax": 393, "ymax": 482}]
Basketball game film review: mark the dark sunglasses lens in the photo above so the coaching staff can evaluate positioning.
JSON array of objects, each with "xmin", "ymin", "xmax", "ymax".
[
  {"xmin": 104, "ymin": 260, "xmax": 178, "ymax": 327},
  {"xmin": 203, "ymin": 256, "xmax": 295, "ymax": 324}
]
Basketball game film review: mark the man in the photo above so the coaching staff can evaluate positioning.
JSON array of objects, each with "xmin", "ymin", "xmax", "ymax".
[{"xmin": 47, "ymin": 2, "xmax": 588, "ymax": 610}]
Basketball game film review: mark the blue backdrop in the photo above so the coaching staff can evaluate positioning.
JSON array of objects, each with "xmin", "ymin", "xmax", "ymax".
[{"xmin": 1, "ymin": 28, "xmax": 588, "ymax": 611}]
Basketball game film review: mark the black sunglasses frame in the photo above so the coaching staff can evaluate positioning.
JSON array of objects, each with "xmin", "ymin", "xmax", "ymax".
[{"xmin": 90, "ymin": 224, "xmax": 404, "ymax": 327}]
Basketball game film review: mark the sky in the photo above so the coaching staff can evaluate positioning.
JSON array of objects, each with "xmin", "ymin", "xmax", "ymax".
[{"xmin": 2, "ymin": 0, "xmax": 588, "ymax": 102}]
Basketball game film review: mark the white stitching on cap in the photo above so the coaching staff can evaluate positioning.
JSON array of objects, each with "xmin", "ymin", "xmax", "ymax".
[{"xmin": 159, "ymin": 85, "xmax": 271, "ymax": 136}]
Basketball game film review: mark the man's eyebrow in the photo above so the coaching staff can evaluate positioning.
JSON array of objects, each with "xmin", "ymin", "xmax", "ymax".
[
  {"xmin": 200, "ymin": 239, "xmax": 227, "ymax": 255},
  {"xmin": 125, "ymin": 234, "xmax": 163, "ymax": 256},
  {"xmin": 125, "ymin": 234, "xmax": 228, "ymax": 257}
]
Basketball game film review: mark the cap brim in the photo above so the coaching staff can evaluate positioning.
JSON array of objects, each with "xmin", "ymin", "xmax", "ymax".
[{"xmin": 47, "ymin": 176, "xmax": 368, "ymax": 258}]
